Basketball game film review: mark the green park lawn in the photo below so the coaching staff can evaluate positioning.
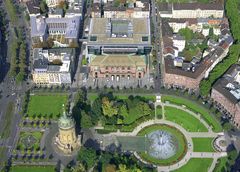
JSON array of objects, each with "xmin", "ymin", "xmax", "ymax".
[
  {"xmin": 138, "ymin": 124, "xmax": 187, "ymax": 166},
  {"xmin": 26, "ymin": 94, "xmax": 68, "ymax": 118},
  {"xmin": 174, "ymin": 158, "xmax": 213, "ymax": 172},
  {"xmin": 164, "ymin": 106, "xmax": 208, "ymax": 132},
  {"xmin": 192, "ymin": 138, "xmax": 215, "ymax": 152},
  {"xmin": 156, "ymin": 105, "xmax": 162, "ymax": 119},
  {"xmin": 161, "ymin": 95, "xmax": 222, "ymax": 132},
  {"xmin": 11, "ymin": 166, "xmax": 55, "ymax": 172}
]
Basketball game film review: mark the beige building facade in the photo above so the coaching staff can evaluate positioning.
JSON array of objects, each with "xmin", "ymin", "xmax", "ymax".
[{"xmin": 55, "ymin": 106, "xmax": 81, "ymax": 154}]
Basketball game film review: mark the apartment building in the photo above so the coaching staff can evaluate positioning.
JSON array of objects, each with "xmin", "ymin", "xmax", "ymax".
[
  {"xmin": 32, "ymin": 48, "xmax": 75, "ymax": 85},
  {"xmin": 158, "ymin": 3, "xmax": 224, "ymax": 19},
  {"xmin": 211, "ymin": 65, "xmax": 240, "ymax": 128}
]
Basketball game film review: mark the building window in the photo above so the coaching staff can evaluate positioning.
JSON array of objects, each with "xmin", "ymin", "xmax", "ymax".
[
  {"xmin": 142, "ymin": 36, "xmax": 148, "ymax": 42},
  {"xmin": 127, "ymin": 66, "xmax": 130, "ymax": 70},
  {"xmin": 90, "ymin": 36, "xmax": 97, "ymax": 41}
]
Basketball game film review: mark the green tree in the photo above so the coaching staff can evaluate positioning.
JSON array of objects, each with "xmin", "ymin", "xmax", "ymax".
[
  {"xmin": 200, "ymin": 45, "xmax": 240, "ymax": 96},
  {"xmin": 118, "ymin": 104, "xmax": 128, "ymax": 119},
  {"xmin": 78, "ymin": 147, "xmax": 98, "ymax": 170},
  {"xmin": 40, "ymin": 0, "xmax": 48, "ymax": 16},
  {"xmin": 226, "ymin": 0, "xmax": 240, "ymax": 43},
  {"xmin": 141, "ymin": 102, "xmax": 151, "ymax": 116},
  {"xmin": 179, "ymin": 28, "xmax": 194, "ymax": 41},
  {"xmin": 222, "ymin": 122, "xmax": 233, "ymax": 131},
  {"xmin": 15, "ymin": 72, "xmax": 24, "ymax": 83},
  {"xmin": 92, "ymin": 97, "xmax": 102, "ymax": 120},
  {"xmin": 80, "ymin": 111, "xmax": 93, "ymax": 129},
  {"xmin": 102, "ymin": 97, "xmax": 118, "ymax": 117},
  {"xmin": 117, "ymin": 164, "xmax": 130, "ymax": 172},
  {"xmin": 72, "ymin": 163, "xmax": 86, "ymax": 172}
]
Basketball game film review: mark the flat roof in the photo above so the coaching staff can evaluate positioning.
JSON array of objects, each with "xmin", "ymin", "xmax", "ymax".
[{"xmin": 88, "ymin": 18, "xmax": 151, "ymax": 45}]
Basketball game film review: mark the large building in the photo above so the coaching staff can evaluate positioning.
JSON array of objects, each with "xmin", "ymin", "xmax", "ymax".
[
  {"xmin": 86, "ymin": 18, "xmax": 151, "ymax": 79},
  {"xmin": 32, "ymin": 48, "xmax": 75, "ymax": 85},
  {"xmin": 211, "ymin": 65, "xmax": 240, "ymax": 128},
  {"xmin": 87, "ymin": 18, "xmax": 151, "ymax": 56},
  {"xmin": 158, "ymin": 3, "xmax": 224, "ymax": 19},
  {"xmin": 30, "ymin": 15, "xmax": 81, "ymax": 47},
  {"xmin": 89, "ymin": 53, "xmax": 148, "ymax": 79}
]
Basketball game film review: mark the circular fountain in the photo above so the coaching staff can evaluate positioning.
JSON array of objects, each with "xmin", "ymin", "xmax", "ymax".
[{"xmin": 147, "ymin": 130, "xmax": 178, "ymax": 159}]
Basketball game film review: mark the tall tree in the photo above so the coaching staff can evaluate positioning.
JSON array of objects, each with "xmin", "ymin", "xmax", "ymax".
[
  {"xmin": 102, "ymin": 97, "xmax": 118, "ymax": 117},
  {"xmin": 80, "ymin": 111, "xmax": 93, "ymax": 129},
  {"xmin": 78, "ymin": 147, "xmax": 98, "ymax": 170}
]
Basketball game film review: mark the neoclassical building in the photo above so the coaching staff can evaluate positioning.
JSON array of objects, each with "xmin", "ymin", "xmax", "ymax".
[{"xmin": 55, "ymin": 105, "xmax": 80, "ymax": 154}]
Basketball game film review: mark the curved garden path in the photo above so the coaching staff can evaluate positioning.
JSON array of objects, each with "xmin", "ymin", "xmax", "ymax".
[{"xmin": 98, "ymin": 98, "xmax": 228, "ymax": 172}]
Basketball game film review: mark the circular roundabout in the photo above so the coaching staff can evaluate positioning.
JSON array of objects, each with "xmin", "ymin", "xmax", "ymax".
[{"xmin": 137, "ymin": 124, "xmax": 188, "ymax": 166}]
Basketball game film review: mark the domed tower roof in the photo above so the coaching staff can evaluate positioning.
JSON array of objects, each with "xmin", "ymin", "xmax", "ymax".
[{"xmin": 58, "ymin": 104, "xmax": 75, "ymax": 130}]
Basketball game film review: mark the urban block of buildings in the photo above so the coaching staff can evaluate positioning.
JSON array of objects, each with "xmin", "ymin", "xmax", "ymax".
[
  {"xmin": 160, "ymin": 3, "xmax": 233, "ymax": 91},
  {"xmin": 30, "ymin": 14, "xmax": 81, "ymax": 47},
  {"xmin": 211, "ymin": 64, "xmax": 240, "ymax": 128},
  {"xmin": 91, "ymin": 0, "xmax": 149, "ymax": 18},
  {"xmin": 32, "ymin": 48, "xmax": 75, "ymax": 85},
  {"xmin": 86, "ymin": 17, "xmax": 151, "ymax": 80}
]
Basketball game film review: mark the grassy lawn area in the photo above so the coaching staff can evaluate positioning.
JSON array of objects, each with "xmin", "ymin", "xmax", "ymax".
[
  {"xmin": 164, "ymin": 106, "xmax": 208, "ymax": 132},
  {"xmin": 138, "ymin": 124, "xmax": 187, "ymax": 166},
  {"xmin": 27, "ymin": 94, "xmax": 68, "ymax": 118},
  {"xmin": 161, "ymin": 95, "xmax": 222, "ymax": 132},
  {"xmin": 192, "ymin": 138, "xmax": 215, "ymax": 152},
  {"xmin": 11, "ymin": 166, "xmax": 55, "ymax": 172},
  {"xmin": 174, "ymin": 158, "xmax": 213, "ymax": 172},
  {"xmin": 0, "ymin": 102, "xmax": 14, "ymax": 139},
  {"xmin": 17, "ymin": 131, "xmax": 43, "ymax": 151},
  {"xmin": 156, "ymin": 105, "xmax": 162, "ymax": 119}
]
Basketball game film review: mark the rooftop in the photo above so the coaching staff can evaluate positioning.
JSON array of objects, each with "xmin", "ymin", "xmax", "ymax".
[
  {"xmin": 213, "ymin": 64, "xmax": 240, "ymax": 104},
  {"xmin": 88, "ymin": 18, "xmax": 151, "ymax": 45},
  {"xmin": 33, "ymin": 48, "xmax": 74, "ymax": 72},
  {"xmin": 158, "ymin": 2, "xmax": 224, "ymax": 12},
  {"xmin": 26, "ymin": 0, "xmax": 40, "ymax": 15},
  {"xmin": 90, "ymin": 54, "xmax": 146, "ymax": 67}
]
